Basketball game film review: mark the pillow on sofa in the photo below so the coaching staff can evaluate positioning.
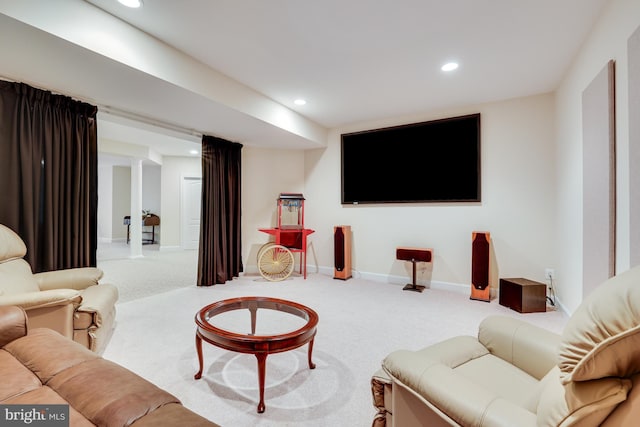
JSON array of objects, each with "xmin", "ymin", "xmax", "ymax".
[
  {"xmin": 0, "ymin": 224, "xmax": 28, "ymax": 263},
  {"xmin": 0, "ymin": 259, "xmax": 40, "ymax": 294},
  {"xmin": 558, "ymin": 265, "xmax": 640, "ymax": 384},
  {"xmin": 537, "ymin": 366, "xmax": 631, "ymax": 426}
]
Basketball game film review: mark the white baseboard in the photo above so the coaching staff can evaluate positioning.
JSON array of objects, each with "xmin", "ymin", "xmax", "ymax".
[
  {"xmin": 98, "ymin": 237, "xmax": 127, "ymax": 243},
  {"xmin": 159, "ymin": 245, "xmax": 182, "ymax": 252},
  {"xmin": 311, "ymin": 265, "xmax": 469, "ymax": 294}
]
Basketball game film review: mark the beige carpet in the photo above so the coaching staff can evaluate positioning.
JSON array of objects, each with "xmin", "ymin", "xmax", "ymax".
[
  {"xmin": 98, "ymin": 245, "xmax": 567, "ymax": 426},
  {"xmin": 97, "ymin": 242, "xmax": 198, "ymax": 303}
]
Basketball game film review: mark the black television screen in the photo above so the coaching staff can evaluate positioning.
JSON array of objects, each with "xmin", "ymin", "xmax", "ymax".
[{"xmin": 341, "ymin": 113, "xmax": 481, "ymax": 204}]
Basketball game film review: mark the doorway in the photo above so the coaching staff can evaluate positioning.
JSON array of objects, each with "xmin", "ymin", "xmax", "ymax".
[{"xmin": 181, "ymin": 176, "xmax": 202, "ymax": 250}]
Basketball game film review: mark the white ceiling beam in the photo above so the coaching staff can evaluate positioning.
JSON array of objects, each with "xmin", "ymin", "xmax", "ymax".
[{"xmin": 0, "ymin": 0, "xmax": 327, "ymax": 148}]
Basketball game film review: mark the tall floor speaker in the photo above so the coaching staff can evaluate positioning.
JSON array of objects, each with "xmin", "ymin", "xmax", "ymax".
[
  {"xmin": 471, "ymin": 231, "xmax": 491, "ymax": 302},
  {"xmin": 334, "ymin": 225, "xmax": 352, "ymax": 280}
]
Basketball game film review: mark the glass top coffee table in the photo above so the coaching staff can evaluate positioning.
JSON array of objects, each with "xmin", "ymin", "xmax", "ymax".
[{"xmin": 194, "ymin": 296, "xmax": 319, "ymax": 413}]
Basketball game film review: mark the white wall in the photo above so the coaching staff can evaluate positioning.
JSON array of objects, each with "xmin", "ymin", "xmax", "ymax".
[
  {"xmin": 142, "ymin": 165, "xmax": 161, "ymax": 215},
  {"xmin": 242, "ymin": 147, "xmax": 306, "ymax": 273},
  {"xmin": 555, "ymin": 0, "xmax": 640, "ymax": 313},
  {"xmin": 99, "ymin": 163, "xmax": 163, "ymax": 242},
  {"xmin": 304, "ymin": 93, "xmax": 557, "ymax": 290},
  {"xmin": 111, "ymin": 166, "xmax": 131, "ymax": 240}
]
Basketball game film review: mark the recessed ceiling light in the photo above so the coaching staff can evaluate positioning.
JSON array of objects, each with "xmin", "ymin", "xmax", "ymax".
[
  {"xmin": 118, "ymin": 0, "xmax": 143, "ymax": 8},
  {"xmin": 294, "ymin": 99, "xmax": 307, "ymax": 106},
  {"xmin": 189, "ymin": 150, "xmax": 199, "ymax": 155},
  {"xmin": 441, "ymin": 62, "xmax": 459, "ymax": 72}
]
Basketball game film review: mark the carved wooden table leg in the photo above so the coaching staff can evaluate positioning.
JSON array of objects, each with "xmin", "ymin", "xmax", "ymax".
[
  {"xmin": 194, "ymin": 332, "xmax": 204, "ymax": 380},
  {"xmin": 249, "ymin": 302, "xmax": 258, "ymax": 335},
  {"xmin": 308, "ymin": 337, "xmax": 316, "ymax": 369},
  {"xmin": 255, "ymin": 353, "xmax": 268, "ymax": 413}
]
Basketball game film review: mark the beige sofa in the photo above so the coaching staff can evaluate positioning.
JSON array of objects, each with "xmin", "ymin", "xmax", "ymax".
[
  {"xmin": 0, "ymin": 224, "xmax": 118, "ymax": 353},
  {"xmin": 373, "ymin": 265, "xmax": 640, "ymax": 426},
  {"xmin": 0, "ymin": 305, "xmax": 218, "ymax": 426}
]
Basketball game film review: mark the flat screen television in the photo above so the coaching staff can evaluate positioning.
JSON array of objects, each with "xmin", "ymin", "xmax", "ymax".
[{"xmin": 341, "ymin": 113, "xmax": 481, "ymax": 204}]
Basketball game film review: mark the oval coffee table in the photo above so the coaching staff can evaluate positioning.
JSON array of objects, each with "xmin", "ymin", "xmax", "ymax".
[{"xmin": 194, "ymin": 296, "xmax": 319, "ymax": 413}]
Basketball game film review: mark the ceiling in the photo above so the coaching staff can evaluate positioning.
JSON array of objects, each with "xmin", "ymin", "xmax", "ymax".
[{"xmin": 0, "ymin": 0, "xmax": 609, "ymax": 155}]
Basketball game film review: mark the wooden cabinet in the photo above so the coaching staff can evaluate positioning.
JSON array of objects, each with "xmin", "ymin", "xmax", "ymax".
[{"xmin": 499, "ymin": 278, "xmax": 546, "ymax": 313}]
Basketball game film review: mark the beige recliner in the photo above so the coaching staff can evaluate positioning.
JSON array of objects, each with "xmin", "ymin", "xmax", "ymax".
[
  {"xmin": 373, "ymin": 265, "xmax": 640, "ymax": 426},
  {"xmin": 0, "ymin": 224, "xmax": 118, "ymax": 354}
]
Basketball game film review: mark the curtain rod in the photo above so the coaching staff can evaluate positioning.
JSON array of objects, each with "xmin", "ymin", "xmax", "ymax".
[
  {"xmin": 97, "ymin": 105, "xmax": 204, "ymax": 141},
  {"xmin": 1, "ymin": 75, "xmax": 204, "ymax": 141}
]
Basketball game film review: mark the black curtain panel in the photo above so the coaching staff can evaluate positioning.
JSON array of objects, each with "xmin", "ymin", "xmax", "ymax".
[
  {"xmin": 197, "ymin": 135, "xmax": 243, "ymax": 286},
  {"xmin": 0, "ymin": 81, "xmax": 98, "ymax": 272}
]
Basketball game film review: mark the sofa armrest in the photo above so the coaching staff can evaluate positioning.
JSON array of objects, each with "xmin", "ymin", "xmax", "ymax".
[
  {"xmin": 34, "ymin": 267, "xmax": 103, "ymax": 291},
  {"xmin": 478, "ymin": 315, "xmax": 561, "ymax": 380},
  {"xmin": 0, "ymin": 289, "xmax": 82, "ymax": 310},
  {"xmin": 0, "ymin": 305, "xmax": 28, "ymax": 346},
  {"xmin": 383, "ymin": 352, "xmax": 537, "ymax": 427}
]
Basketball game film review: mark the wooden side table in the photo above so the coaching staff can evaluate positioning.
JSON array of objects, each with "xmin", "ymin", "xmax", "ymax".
[{"xmin": 499, "ymin": 278, "xmax": 547, "ymax": 313}]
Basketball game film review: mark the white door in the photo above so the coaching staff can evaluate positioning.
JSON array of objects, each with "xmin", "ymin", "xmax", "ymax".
[{"xmin": 182, "ymin": 177, "xmax": 202, "ymax": 250}]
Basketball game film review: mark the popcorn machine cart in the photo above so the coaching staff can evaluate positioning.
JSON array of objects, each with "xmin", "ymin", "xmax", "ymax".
[{"xmin": 258, "ymin": 193, "xmax": 314, "ymax": 281}]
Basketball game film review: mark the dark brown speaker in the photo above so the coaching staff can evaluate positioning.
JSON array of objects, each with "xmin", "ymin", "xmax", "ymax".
[
  {"xmin": 471, "ymin": 231, "xmax": 491, "ymax": 302},
  {"xmin": 334, "ymin": 225, "xmax": 352, "ymax": 280},
  {"xmin": 396, "ymin": 248, "xmax": 432, "ymax": 263}
]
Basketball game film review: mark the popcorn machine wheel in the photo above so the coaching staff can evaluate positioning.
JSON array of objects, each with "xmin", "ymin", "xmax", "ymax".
[{"xmin": 257, "ymin": 243, "xmax": 295, "ymax": 282}]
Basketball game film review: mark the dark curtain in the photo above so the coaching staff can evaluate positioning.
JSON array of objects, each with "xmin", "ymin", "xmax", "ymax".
[
  {"xmin": 197, "ymin": 135, "xmax": 243, "ymax": 285},
  {"xmin": 0, "ymin": 81, "xmax": 98, "ymax": 272}
]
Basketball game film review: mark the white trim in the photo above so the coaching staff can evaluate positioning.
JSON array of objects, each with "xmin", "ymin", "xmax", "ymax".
[
  {"xmin": 159, "ymin": 245, "xmax": 182, "ymax": 252},
  {"xmin": 311, "ymin": 265, "xmax": 467, "ymax": 294}
]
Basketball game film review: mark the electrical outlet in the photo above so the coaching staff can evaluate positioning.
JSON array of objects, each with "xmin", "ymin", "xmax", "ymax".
[{"xmin": 545, "ymin": 268, "xmax": 555, "ymax": 281}]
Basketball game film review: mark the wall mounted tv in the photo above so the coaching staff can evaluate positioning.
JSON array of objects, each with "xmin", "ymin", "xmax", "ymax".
[{"xmin": 341, "ymin": 113, "xmax": 481, "ymax": 204}]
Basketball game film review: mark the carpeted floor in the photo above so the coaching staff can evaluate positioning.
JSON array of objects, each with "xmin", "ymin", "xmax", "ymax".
[
  {"xmin": 97, "ymin": 242, "xmax": 198, "ymax": 303},
  {"xmin": 97, "ymin": 244, "xmax": 568, "ymax": 427}
]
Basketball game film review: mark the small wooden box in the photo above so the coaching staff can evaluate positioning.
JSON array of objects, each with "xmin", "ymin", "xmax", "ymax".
[{"xmin": 499, "ymin": 278, "xmax": 546, "ymax": 313}]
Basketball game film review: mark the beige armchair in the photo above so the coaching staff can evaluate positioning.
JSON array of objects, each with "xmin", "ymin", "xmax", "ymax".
[
  {"xmin": 0, "ymin": 224, "xmax": 118, "ymax": 353},
  {"xmin": 373, "ymin": 265, "xmax": 640, "ymax": 426}
]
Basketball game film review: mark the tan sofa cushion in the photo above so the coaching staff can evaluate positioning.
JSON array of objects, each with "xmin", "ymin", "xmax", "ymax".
[
  {"xmin": 0, "ymin": 225, "xmax": 38, "ymax": 294},
  {"xmin": 0, "ymin": 224, "xmax": 27, "ymax": 263},
  {"xmin": 479, "ymin": 315, "xmax": 560, "ymax": 380},
  {"xmin": 0, "ymin": 289, "xmax": 82, "ymax": 310},
  {"xmin": 48, "ymin": 358, "xmax": 180, "ymax": 427},
  {"xmin": 130, "ymin": 403, "xmax": 216, "ymax": 427},
  {"xmin": 558, "ymin": 266, "xmax": 640, "ymax": 383},
  {"xmin": 0, "ymin": 259, "xmax": 39, "ymax": 294},
  {"xmin": 34, "ymin": 267, "xmax": 104, "ymax": 291},
  {"xmin": 3, "ymin": 328, "xmax": 99, "ymax": 383},
  {"xmin": 0, "ymin": 349, "xmax": 41, "ymax": 401},
  {"xmin": 537, "ymin": 366, "xmax": 631, "ymax": 426}
]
